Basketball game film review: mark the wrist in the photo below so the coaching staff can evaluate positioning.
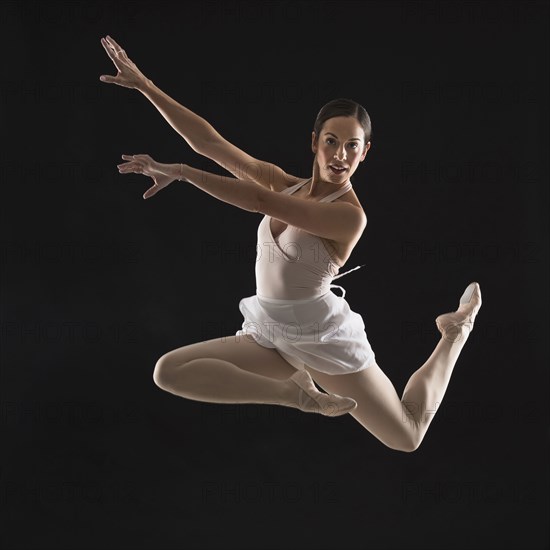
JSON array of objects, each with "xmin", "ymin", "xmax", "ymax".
[
  {"xmin": 137, "ymin": 77, "xmax": 154, "ymax": 94},
  {"xmin": 173, "ymin": 163, "xmax": 187, "ymax": 182}
]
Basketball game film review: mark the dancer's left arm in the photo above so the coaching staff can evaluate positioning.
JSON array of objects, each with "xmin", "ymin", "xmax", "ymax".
[
  {"xmin": 175, "ymin": 164, "xmax": 366, "ymax": 242},
  {"xmin": 174, "ymin": 164, "xmax": 260, "ymax": 213}
]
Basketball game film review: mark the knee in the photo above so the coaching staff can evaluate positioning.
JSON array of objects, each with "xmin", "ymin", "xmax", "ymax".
[
  {"xmin": 152, "ymin": 355, "xmax": 181, "ymax": 390},
  {"xmin": 152, "ymin": 361, "xmax": 169, "ymax": 390},
  {"xmin": 397, "ymin": 440, "xmax": 420, "ymax": 453},
  {"xmin": 384, "ymin": 431, "xmax": 422, "ymax": 453},
  {"xmin": 397, "ymin": 433, "xmax": 422, "ymax": 453},
  {"xmin": 386, "ymin": 441, "xmax": 419, "ymax": 453},
  {"xmin": 385, "ymin": 441, "xmax": 417, "ymax": 453}
]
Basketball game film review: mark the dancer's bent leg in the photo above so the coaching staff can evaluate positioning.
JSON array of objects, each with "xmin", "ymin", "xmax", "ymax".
[{"xmin": 153, "ymin": 335, "xmax": 357, "ymax": 417}]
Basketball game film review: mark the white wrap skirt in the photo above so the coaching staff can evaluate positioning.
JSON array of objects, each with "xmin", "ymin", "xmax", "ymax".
[{"xmin": 235, "ymin": 287, "xmax": 376, "ymax": 376}]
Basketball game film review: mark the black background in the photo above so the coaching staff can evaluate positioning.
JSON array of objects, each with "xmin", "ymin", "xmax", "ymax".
[{"xmin": 1, "ymin": 1, "xmax": 549, "ymax": 549}]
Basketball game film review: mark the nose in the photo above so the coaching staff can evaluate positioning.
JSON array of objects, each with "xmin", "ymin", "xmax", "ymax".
[{"xmin": 334, "ymin": 146, "xmax": 346, "ymax": 161}]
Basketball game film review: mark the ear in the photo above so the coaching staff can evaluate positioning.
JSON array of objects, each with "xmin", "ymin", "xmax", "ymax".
[
  {"xmin": 311, "ymin": 131, "xmax": 318, "ymax": 154},
  {"xmin": 360, "ymin": 141, "xmax": 371, "ymax": 161}
]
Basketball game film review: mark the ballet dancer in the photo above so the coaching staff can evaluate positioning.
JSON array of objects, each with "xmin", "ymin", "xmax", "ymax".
[{"xmin": 100, "ymin": 35, "xmax": 482, "ymax": 452}]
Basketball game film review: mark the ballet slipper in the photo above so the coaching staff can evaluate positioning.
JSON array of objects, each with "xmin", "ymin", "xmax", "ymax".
[
  {"xmin": 435, "ymin": 281, "xmax": 482, "ymax": 343},
  {"xmin": 288, "ymin": 370, "xmax": 358, "ymax": 417}
]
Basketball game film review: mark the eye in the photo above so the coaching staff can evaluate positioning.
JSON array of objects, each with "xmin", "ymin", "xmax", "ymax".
[{"xmin": 326, "ymin": 138, "xmax": 359, "ymax": 149}]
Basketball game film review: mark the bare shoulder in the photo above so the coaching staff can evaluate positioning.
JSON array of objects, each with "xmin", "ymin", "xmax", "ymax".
[
  {"xmin": 337, "ymin": 188, "xmax": 366, "ymax": 220},
  {"xmin": 324, "ymin": 188, "xmax": 366, "ymax": 265}
]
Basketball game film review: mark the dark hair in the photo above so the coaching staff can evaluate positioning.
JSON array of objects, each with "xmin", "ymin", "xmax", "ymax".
[{"xmin": 313, "ymin": 98, "xmax": 372, "ymax": 146}]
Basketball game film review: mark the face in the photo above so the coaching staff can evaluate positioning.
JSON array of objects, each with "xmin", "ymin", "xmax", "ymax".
[{"xmin": 311, "ymin": 116, "xmax": 371, "ymax": 182}]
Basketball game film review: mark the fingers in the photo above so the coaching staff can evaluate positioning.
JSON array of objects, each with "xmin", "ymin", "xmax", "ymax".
[
  {"xmin": 121, "ymin": 154, "xmax": 148, "ymax": 161},
  {"xmin": 100, "ymin": 37, "xmax": 124, "ymax": 70},
  {"xmin": 118, "ymin": 161, "xmax": 141, "ymax": 173},
  {"xmin": 105, "ymin": 35, "xmax": 124, "ymax": 53},
  {"xmin": 118, "ymin": 154, "xmax": 148, "ymax": 173},
  {"xmin": 103, "ymin": 35, "xmax": 124, "ymax": 56},
  {"xmin": 143, "ymin": 187, "xmax": 157, "ymax": 200},
  {"xmin": 104, "ymin": 36, "xmax": 129, "ymax": 61},
  {"xmin": 100, "ymin": 37, "xmax": 117, "ymax": 60}
]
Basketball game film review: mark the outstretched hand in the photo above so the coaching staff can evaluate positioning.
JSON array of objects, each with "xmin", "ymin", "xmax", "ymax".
[
  {"xmin": 117, "ymin": 154, "xmax": 176, "ymax": 199},
  {"xmin": 99, "ymin": 35, "xmax": 149, "ymax": 90}
]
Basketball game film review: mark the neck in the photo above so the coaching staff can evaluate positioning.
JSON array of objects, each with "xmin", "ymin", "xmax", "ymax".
[{"xmin": 308, "ymin": 158, "xmax": 350, "ymax": 198}]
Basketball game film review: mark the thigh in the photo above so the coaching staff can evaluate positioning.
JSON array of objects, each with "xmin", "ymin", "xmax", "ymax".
[
  {"xmin": 303, "ymin": 362, "xmax": 415, "ymax": 451},
  {"xmin": 155, "ymin": 334, "xmax": 300, "ymax": 380}
]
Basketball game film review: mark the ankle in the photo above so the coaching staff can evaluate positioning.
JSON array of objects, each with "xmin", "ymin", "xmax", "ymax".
[
  {"xmin": 441, "ymin": 324, "xmax": 471, "ymax": 344},
  {"xmin": 281, "ymin": 378, "xmax": 301, "ymax": 408}
]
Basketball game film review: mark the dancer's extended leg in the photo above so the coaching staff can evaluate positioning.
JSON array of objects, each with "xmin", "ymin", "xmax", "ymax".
[
  {"xmin": 302, "ymin": 282, "xmax": 482, "ymax": 451},
  {"xmin": 400, "ymin": 282, "xmax": 482, "ymax": 444},
  {"xmin": 400, "ymin": 324, "xmax": 470, "ymax": 444}
]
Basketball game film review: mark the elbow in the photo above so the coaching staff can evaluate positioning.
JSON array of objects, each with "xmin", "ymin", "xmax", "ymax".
[
  {"xmin": 253, "ymin": 186, "xmax": 267, "ymax": 214},
  {"xmin": 350, "ymin": 209, "xmax": 367, "ymax": 238},
  {"xmin": 360, "ymin": 213, "xmax": 367, "ymax": 234},
  {"xmin": 192, "ymin": 130, "xmax": 220, "ymax": 155},
  {"xmin": 193, "ymin": 138, "xmax": 216, "ymax": 157}
]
